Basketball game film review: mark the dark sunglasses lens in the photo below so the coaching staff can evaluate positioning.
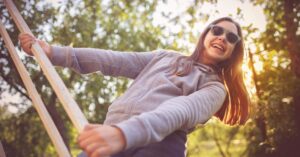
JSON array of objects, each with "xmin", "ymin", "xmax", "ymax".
[
  {"xmin": 226, "ymin": 33, "xmax": 239, "ymax": 44},
  {"xmin": 211, "ymin": 26, "xmax": 223, "ymax": 36}
]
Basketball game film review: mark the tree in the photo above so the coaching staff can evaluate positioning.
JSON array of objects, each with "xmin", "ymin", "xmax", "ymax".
[
  {"xmin": 1, "ymin": 0, "xmax": 270, "ymax": 156},
  {"xmin": 0, "ymin": 1, "xmax": 60, "ymax": 156},
  {"xmin": 246, "ymin": 0, "xmax": 300, "ymax": 156},
  {"xmin": 0, "ymin": 0, "xmax": 165, "ymax": 156}
]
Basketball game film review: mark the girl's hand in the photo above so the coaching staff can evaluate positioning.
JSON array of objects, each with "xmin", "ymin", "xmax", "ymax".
[
  {"xmin": 18, "ymin": 33, "xmax": 52, "ymax": 58},
  {"xmin": 78, "ymin": 124, "xmax": 126, "ymax": 157}
]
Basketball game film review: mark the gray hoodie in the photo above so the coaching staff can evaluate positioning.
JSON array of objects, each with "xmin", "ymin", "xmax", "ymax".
[{"xmin": 51, "ymin": 46, "xmax": 226, "ymax": 157}]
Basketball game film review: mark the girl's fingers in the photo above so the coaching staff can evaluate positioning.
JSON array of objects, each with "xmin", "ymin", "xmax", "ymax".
[
  {"xmin": 22, "ymin": 40, "xmax": 36, "ymax": 54},
  {"xmin": 22, "ymin": 39, "xmax": 35, "ymax": 47},
  {"xmin": 78, "ymin": 124, "xmax": 102, "ymax": 141},
  {"xmin": 19, "ymin": 34, "xmax": 36, "ymax": 45},
  {"xmin": 20, "ymin": 39, "xmax": 34, "ymax": 48},
  {"xmin": 78, "ymin": 133, "xmax": 101, "ymax": 149},
  {"xmin": 18, "ymin": 32, "xmax": 30, "ymax": 37},
  {"xmin": 19, "ymin": 33, "xmax": 52, "ymax": 57},
  {"xmin": 78, "ymin": 128, "xmax": 103, "ymax": 147},
  {"xmin": 90, "ymin": 146, "xmax": 111, "ymax": 157},
  {"xmin": 85, "ymin": 142, "xmax": 102, "ymax": 156},
  {"xmin": 20, "ymin": 37, "xmax": 34, "ymax": 44},
  {"xmin": 19, "ymin": 33, "xmax": 37, "ymax": 55},
  {"xmin": 18, "ymin": 32, "xmax": 34, "ymax": 38},
  {"xmin": 77, "ymin": 125, "xmax": 124, "ymax": 156},
  {"xmin": 22, "ymin": 42, "xmax": 31, "ymax": 52}
]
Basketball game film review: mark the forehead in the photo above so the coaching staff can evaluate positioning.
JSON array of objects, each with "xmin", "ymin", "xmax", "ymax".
[{"xmin": 215, "ymin": 21, "xmax": 238, "ymax": 34}]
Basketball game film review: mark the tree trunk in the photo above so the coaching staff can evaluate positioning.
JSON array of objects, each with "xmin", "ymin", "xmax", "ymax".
[
  {"xmin": 248, "ymin": 50, "xmax": 267, "ymax": 141},
  {"xmin": 284, "ymin": 0, "xmax": 300, "ymax": 132},
  {"xmin": 284, "ymin": 0, "xmax": 300, "ymax": 154},
  {"xmin": 284, "ymin": 0, "xmax": 300, "ymax": 78}
]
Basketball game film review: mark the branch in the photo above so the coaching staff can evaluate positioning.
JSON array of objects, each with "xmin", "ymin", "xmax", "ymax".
[
  {"xmin": 225, "ymin": 127, "xmax": 240, "ymax": 155},
  {"xmin": 247, "ymin": 48, "xmax": 261, "ymax": 98},
  {"xmin": 212, "ymin": 124, "xmax": 227, "ymax": 157},
  {"xmin": 0, "ymin": 74, "xmax": 30, "ymax": 100}
]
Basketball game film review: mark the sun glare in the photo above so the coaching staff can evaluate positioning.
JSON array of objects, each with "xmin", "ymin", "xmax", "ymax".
[
  {"xmin": 242, "ymin": 53, "xmax": 264, "ymax": 99},
  {"xmin": 242, "ymin": 62, "xmax": 256, "ymax": 97}
]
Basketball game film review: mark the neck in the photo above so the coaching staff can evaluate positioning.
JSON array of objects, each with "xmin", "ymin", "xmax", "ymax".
[{"xmin": 198, "ymin": 51, "xmax": 217, "ymax": 66}]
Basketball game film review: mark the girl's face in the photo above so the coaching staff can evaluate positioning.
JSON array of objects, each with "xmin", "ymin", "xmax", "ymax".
[{"xmin": 202, "ymin": 21, "xmax": 240, "ymax": 65}]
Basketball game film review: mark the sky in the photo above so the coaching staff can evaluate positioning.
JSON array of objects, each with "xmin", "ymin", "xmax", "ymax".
[
  {"xmin": 155, "ymin": 0, "xmax": 265, "ymax": 29},
  {"xmin": 45, "ymin": 0, "xmax": 266, "ymax": 31},
  {"xmin": 1, "ymin": 0, "xmax": 266, "ymax": 113}
]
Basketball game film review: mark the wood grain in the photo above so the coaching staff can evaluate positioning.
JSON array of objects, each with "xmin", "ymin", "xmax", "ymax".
[
  {"xmin": 3, "ymin": 0, "xmax": 88, "ymax": 132},
  {"xmin": 0, "ymin": 21, "xmax": 71, "ymax": 157}
]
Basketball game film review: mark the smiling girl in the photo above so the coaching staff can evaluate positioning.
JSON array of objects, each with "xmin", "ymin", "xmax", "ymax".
[{"xmin": 19, "ymin": 17, "xmax": 250, "ymax": 157}]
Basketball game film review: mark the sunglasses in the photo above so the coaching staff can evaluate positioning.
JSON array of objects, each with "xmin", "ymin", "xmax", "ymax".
[{"xmin": 209, "ymin": 25, "xmax": 241, "ymax": 44}]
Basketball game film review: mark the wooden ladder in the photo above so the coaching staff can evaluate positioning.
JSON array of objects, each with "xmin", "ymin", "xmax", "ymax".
[{"xmin": 0, "ymin": 0, "xmax": 89, "ymax": 156}]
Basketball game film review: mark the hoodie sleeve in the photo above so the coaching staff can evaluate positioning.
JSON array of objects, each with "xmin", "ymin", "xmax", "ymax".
[
  {"xmin": 115, "ymin": 81, "xmax": 226, "ymax": 149},
  {"xmin": 50, "ymin": 46, "xmax": 161, "ymax": 79}
]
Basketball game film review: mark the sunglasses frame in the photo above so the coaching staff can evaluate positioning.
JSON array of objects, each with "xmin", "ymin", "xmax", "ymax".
[{"xmin": 208, "ymin": 25, "xmax": 241, "ymax": 44}]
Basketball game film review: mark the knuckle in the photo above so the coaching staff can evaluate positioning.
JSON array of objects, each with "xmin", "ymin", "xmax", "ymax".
[
  {"xmin": 86, "ymin": 145, "xmax": 93, "ymax": 152},
  {"xmin": 92, "ymin": 150, "xmax": 101, "ymax": 157},
  {"xmin": 86, "ymin": 149, "xmax": 93, "ymax": 155},
  {"xmin": 78, "ymin": 141, "xmax": 84, "ymax": 148}
]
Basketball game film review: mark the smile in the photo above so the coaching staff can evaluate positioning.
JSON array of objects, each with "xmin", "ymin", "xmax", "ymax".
[{"xmin": 211, "ymin": 43, "xmax": 225, "ymax": 52}]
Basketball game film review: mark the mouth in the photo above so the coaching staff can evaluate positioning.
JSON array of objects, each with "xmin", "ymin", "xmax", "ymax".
[{"xmin": 211, "ymin": 43, "xmax": 226, "ymax": 53}]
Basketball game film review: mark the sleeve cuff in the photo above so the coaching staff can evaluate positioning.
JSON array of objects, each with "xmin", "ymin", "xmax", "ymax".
[
  {"xmin": 50, "ymin": 45, "xmax": 70, "ymax": 67},
  {"xmin": 114, "ymin": 117, "xmax": 147, "ymax": 150}
]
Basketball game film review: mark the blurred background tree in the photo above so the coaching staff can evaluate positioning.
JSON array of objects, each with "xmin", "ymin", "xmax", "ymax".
[
  {"xmin": 0, "ymin": 0, "xmax": 299, "ymax": 157},
  {"xmin": 246, "ymin": 0, "xmax": 300, "ymax": 157},
  {"xmin": 0, "ymin": 0, "xmax": 166, "ymax": 156}
]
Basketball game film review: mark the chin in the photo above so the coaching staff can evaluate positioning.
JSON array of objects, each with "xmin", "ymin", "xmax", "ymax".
[{"xmin": 211, "ymin": 54, "xmax": 225, "ymax": 61}]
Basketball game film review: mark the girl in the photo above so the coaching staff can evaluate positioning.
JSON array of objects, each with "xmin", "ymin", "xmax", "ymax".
[{"xmin": 19, "ymin": 17, "xmax": 250, "ymax": 157}]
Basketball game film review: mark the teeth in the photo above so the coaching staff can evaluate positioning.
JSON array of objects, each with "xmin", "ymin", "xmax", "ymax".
[{"xmin": 212, "ymin": 44, "xmax": 224, "ymax": 51}]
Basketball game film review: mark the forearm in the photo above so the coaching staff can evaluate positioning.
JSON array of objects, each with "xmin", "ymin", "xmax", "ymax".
[
  {"xmin": 50, "ymin": 46, "xmax": 112, "ymax": 75},
  {"xmin": 115, "ymin": 82, "xmax": 226, "ymax": 149},
  {"xmin": 50, "ymin": 46, "xmax": 160, "ymax": 78}
]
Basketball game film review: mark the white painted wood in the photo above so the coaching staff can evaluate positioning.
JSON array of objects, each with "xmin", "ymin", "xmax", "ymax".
[
  {"xmin": 0, "ymin": 21, "xmax": 71, "ymax": 157},
  {"xmin": 3, "ymin": 0, "xmax": 88, "ymax": 132}
]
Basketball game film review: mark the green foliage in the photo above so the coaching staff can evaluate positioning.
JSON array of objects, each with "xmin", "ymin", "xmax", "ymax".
[
  {"xmin": 187, "ymin": 119, "xmax": 249, "ymax": 157},
  {"xmin": 1, "ymin": 0, "xmax": 299, "ymax": 156},
  {"xmin": 246, "ymin": 0, "xmax": 300, "ymax": 156},
  {"xmin": 0, "ymin": 107, "xmax": 54, "ymax": 157},
  {"xmin": 1, "ymin": 0, "xmax": 179, "ymax": 156},
  {"xmin": 0, "ymin": 1, "xmax": 59, "ymax": 156}
]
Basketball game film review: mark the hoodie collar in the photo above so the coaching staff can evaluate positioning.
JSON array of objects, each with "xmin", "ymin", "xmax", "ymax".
[{"xmin": 193, "ymin": 62, "xmax": 218, "ymax": 74}]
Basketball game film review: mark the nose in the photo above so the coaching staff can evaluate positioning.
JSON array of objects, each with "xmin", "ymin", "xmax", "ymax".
[{"xmin": 217, "ymin": 34, "xmax": 226, "ymax": 43}]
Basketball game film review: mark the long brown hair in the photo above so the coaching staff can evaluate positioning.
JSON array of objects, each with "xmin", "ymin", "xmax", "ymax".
[{"xmin": 171, "ymin": 17, "xmax": 250, "ymax": 125}]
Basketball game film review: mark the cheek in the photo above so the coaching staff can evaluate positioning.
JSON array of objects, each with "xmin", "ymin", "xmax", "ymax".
[
  {"xmin": 203, "ymin": 40, "xmax": 209, "ymax": 49},
  {"xmin": 204, "ymin": 36, "xmax": 213, "ymax": 48}
]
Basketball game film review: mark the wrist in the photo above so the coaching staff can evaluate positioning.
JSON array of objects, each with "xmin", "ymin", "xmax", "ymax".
[
  {"xmin": 47, "ymin": 45, "xmax": 53, "ymax": 59},
  {"xmin": 112, "ymin": 125, "xmax": 126, "ymax": 151}
]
